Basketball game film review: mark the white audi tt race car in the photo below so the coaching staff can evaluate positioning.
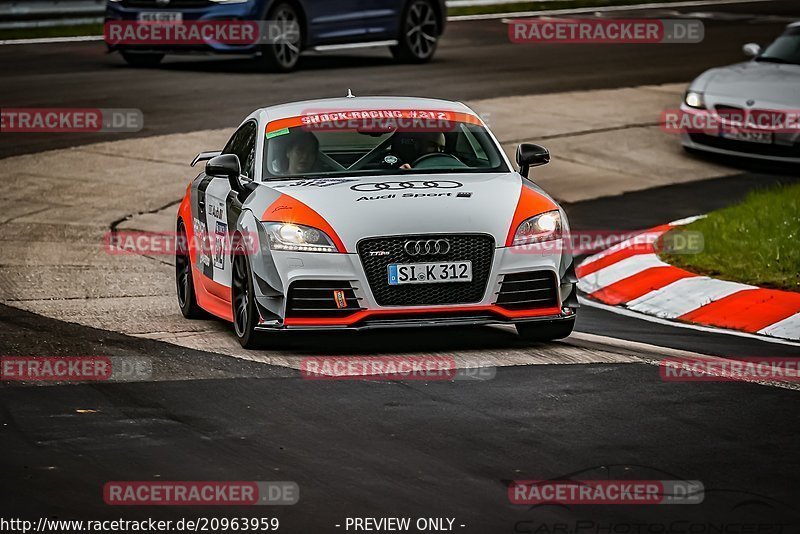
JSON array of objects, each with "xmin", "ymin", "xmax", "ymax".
[{"xmin": 176, "ymin": 96, "xmax": 578, "ymax": 347}]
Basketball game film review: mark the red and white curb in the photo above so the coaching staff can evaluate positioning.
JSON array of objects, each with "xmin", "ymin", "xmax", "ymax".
[{"xmin": 576, "ymin": 216, "xmax": 800, "ymax": 342}]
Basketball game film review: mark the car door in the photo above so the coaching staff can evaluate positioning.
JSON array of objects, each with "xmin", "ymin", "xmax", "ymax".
[
  {"xmin": 198, "ymin": 120, "xmax": 257, "ymax": 299},
  {"xmin": 301, "ymin": 0, "xmax": 369, "ymax": 44},
  {"xmin": 357, "ymin": 0, "xmax": 404, "ymax": 40}
]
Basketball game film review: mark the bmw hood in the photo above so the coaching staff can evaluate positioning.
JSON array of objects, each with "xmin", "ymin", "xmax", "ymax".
[
  {"xmin": 699, "ymin": 61, "xmax": 800, "ymax": 105},
  {"xmin": 251, "ymin": 173, "xmax": 555, "ymax": 252}
]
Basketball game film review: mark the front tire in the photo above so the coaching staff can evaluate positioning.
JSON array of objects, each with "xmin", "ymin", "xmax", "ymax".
[
  {"xmin": 259, "ymin": 2, "xmax": 303, "ymax": 72},
  {"xmin": 176, "ymin": 221, "xmax": 205, "ymax": 319},
  {"xmin": 516, "ymin": 318, "xmax": 575, "ymax": 342},
  {"xmin": 120, "ymin": 51, "xmax": 164, "ymax": 68},
  {"xmin": 391, "ymin": 0, "xmax": 439, "ymax": 63},
  {"xmin": 232, "ymin": 244, "xmax": 262, "ymax": 349}
]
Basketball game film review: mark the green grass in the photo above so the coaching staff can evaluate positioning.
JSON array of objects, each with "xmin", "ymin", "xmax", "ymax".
[
  {"xmin": 0, "ymin": 23, "xmax": 103, "ymax": 41},
  {"xmin": 659, "ymin": 183, "xmax": 800, "ymax": 292}
]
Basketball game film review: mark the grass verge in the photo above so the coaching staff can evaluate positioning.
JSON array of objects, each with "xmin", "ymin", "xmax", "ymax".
[{"xmin": 659, "ymin": 183, "xmax": 800, "ymax": 292}]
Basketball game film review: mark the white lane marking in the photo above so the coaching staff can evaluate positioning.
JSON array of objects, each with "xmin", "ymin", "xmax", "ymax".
[
  {"xmin": 0, "ymin": 0, "xmax": 777, "ymax": 45},
  {"xmin": 626, "ymin": 276, "xmax": 755, "ymax": 319},
  {"xmin": 759, "ymin": 313, "xmax": 800, "ymax": 341},
  {"xmin": 452, "ymin": 0, "xmax": 778, "ymax": 21},
  {"xmin": 577, "ymin": 229, "xmax": 664, "ymax": 270},
  {"xmin": 577, "ymin": 253, "xmax": 666, "ymax": 294},
  {"xmin": 579, "ymin": 295, "xmax": 800, "ymax": 348},
  {"xmin": 668, "ymin": 214, "xmax": 707, "ymax": 226},
  {"xmin": 0, "ymin": 35, "xmax": 104, "ymax": 46}
]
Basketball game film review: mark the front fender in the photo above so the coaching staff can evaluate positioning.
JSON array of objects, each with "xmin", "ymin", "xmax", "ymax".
[{"xmin": 236, "ymin": 209, "xmax": 284, "ymax": 322}]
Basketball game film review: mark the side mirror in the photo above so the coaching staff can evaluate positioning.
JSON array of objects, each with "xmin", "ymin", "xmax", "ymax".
[
  {"xmin": 206, "ymin": 154, "xmax": 244, "ymax": 193},
  {"xmin": 516, "ymin": 143, "xmax": 550, "ymax": 178},
  {"xmin": 742, "ymin": 43, "xmax": 761, "ymax": 58}
]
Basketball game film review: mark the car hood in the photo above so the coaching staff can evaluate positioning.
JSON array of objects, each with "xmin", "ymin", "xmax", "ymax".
[
  {"xmin": 701, "ymin": 61, "xmax": 800, "ymax": 105},
  {"xmin": 252, "ymin": 173, "xmax": 552, "ymax": 252}
]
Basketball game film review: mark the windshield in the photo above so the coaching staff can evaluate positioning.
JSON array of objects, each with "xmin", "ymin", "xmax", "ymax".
[
  {"xmin": 757, "ymin": 28, "xmax": 800, "ymax": 65},
  {"xmin": 262, "ymin": 113, "xmax": 509, "ymax": 179}
]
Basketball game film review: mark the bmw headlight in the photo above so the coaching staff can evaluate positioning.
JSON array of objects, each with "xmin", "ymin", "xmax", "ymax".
[
  {"xmin": 684, "ymin": 91, "xmax": 705, "ymax": 109},
  {"xmin": 513, "ymin": 210, "xmax": 562, "ymax": 246},
  {"xmin": 263, "ymin": 222, "xmax": 338, "ymax": 253}
]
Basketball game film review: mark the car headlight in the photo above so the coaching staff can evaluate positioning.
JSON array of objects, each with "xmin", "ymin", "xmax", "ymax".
[
  {"xmin": 684, "ymin": 90, "xmax": 705, "ymax": 109},
  {"xmin": 263, "ymin": 222, "xmax": 338, "ymax": 253},
  {"xmin": 512, "ymin": 210, "xmax": 562, "ymax": 246}
]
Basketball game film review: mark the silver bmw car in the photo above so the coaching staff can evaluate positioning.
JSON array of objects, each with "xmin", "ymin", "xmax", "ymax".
[{"xmin": 680, "ymin": 22, "xmax": 800, "ymax": 164}]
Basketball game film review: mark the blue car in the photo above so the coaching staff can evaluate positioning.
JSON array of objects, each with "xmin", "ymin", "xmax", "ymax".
[{"xmin": 105, "ymin": 0, "xmax": 446, "ymax": 71}]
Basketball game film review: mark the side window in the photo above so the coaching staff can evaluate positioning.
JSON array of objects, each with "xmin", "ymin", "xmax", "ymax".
[{"xmin": 222, "ymin": 121, "xmax": 257, "ymax": 180}]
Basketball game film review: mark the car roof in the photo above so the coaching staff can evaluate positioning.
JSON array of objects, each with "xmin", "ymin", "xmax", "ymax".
[
  {"xmin": 786, "ymin": 21, "xmax": 800, "ymax": 29},
  {"xmin": 257, "ymin": 96, "xmax": 477, "ymax": 122}
]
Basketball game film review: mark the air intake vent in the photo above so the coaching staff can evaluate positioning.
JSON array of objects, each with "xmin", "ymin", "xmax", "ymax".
[
  {"xmin": 286, "ymin": 281, "xmax": 362, "ymax": 318},
  {"xmin": 495, "ymin": 271, "xmax": 558, "ymax": 310}
]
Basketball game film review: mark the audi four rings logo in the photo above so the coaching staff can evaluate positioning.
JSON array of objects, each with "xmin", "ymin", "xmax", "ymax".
[
  {"xmin": 404, "ymin": 239, "xmax": 451, "ymax": 256},
  {"xmin": 351, "ymin": 180, "xmax": 463, "ymax": 192}
]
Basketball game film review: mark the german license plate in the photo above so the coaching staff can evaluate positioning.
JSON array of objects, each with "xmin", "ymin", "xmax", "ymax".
[
  {"xmin": 720, "ymin": 128, "xmax": 772, "ymax": 144},
  {"xmin": 137, "ymin": 12, "xmax": 183, "ymax": 22},
  {"xmin": 388, "ymin": 261, "xmax": 472, "ymax": 285}
]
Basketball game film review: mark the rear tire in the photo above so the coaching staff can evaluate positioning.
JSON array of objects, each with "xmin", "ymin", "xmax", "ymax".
[
  {"xmin": 120, "ymin": 51, "xmax": 164, "ymax": 68},
  {"xmin": 259, "ymin": 2, "xmax": 303, "ymax": 72},
  {"xmin": 516, "ymin": 318, "xmax": 575, "ymax": 342},
  {"xmin": 176, "ymin": 221, "xmax": 206, "ymax": 319},
  {"xmin": 232, "ymin": 243, "xmax": 262, "ymax": 349},
  {"xmin": 391, "ymin": 0, "xmax": 439, "ymax": 63}
]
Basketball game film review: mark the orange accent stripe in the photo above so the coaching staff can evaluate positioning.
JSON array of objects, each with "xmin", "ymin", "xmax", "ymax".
[
  {"xmin": 283, "ymin": 305, "xmax": 563, "ymax": 327},
  {"xmin": 262, "ymin": 193, "xmax": 347, "ymax": 253},
  {"xmin": 179, "ymin": 189, "xmax": 234, "ymax": 321},
  {"xmin": 192, "ymin": 266, "xmax": 234, "ymax": 322},
  {"xmin": 679, "ymin": 289, "xmax": 800, "ymax": 333},
  {"xmin": 589, "ymin": 266, "xmax": 697, "ymax": 306},
  {"xmin": 505, "ymin": 185, "xmax": 559, "ymax": 247},
  {"xmin": 266, "ymin": 110, "xmax": 484, "ymax": 133}
]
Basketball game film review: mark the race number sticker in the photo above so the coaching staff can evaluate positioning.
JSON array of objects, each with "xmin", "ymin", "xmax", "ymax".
[{"xmin": 214, "ymin": 221, "xmax": 227, "ymax": 270}]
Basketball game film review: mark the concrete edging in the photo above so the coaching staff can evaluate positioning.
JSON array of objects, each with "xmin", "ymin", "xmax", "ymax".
[{"xmin": 577, "ymin": 217, "xmax": 800, "ymax": 342}]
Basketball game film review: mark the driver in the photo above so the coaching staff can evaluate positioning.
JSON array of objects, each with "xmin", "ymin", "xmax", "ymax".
[
  {"xmin": 390, "ymin": 132, "xmax": 446, "ymax": 170},
  {"xmin": 285, "ymin": 131, "xmax": 320, "ymax": 175}
]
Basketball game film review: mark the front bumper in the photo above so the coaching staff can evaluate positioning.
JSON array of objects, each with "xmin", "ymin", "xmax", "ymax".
[
  {"xmin": 679, "ymin": 104, "xmax": 800, "ymax": 165},
  {"xmin": 253, "ymin": 244, "xmax": 577, "ymax": 331},
  {"xmin": 105, "ymin": 1, "xmax": 262, "ymax": 54}
]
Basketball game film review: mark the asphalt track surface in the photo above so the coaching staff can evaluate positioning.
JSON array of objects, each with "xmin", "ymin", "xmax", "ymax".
[
  {"xmin": 2, "ymin": 1, "xmax": 800, "ymax": 531},
  {"xmin": 2, "ymin": 0, "xmax": 800, "ymax": 157}
]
